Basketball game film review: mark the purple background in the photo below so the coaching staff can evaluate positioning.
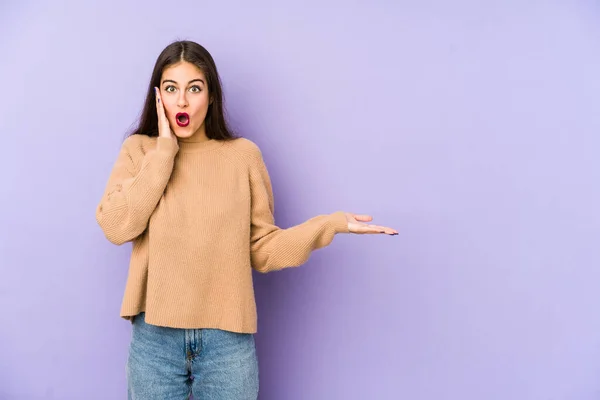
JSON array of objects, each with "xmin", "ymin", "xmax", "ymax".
[{"xmin": 2, "ymin": 1, "xmax": 600, "ymax": 399}]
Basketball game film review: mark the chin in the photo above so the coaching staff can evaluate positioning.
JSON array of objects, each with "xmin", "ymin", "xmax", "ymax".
[{"xmin": 173, "ymin": 127, "xmax": 196, "ymax": 138}]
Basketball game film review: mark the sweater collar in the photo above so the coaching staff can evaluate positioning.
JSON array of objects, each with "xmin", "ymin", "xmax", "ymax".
[{"xmin": 177, "ymin": 136, "xmax": 224, "ymax": 153}]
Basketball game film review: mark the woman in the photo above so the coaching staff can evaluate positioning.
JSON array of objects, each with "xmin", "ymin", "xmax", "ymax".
[{"xmin": 96, "ymin": 40, "xmax": 397, "ymax": 399}]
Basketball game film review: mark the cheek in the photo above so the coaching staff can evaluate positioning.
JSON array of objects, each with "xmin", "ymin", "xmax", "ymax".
[
  {"xmin": 191, "ymin": 96, "xmax": 210, "ymax": 117},
  {"xmin": 162, "ymin": 100, "xmax": 177, "ymax": 119}
]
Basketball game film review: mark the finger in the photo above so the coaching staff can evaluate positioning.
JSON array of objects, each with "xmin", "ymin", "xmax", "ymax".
[
  {"xmin": 354, "ymin": 228, "xmax": 380, "ymax": 234},
  {"xmin": 351, "ymin": 223, "xmax": 398, "ymax": 235},
  {"xmin": 381, "ymin": 225, "xmax": 399, "ymax": 235},
  {"xmin": 352, "ymin": 214, "xmax": 373, "ymax": 222},
  {"xmin": 353, "ymin": 222, "xmax": 383, "ymax": 231},
  {"xmin": 155, "ymin": 88, "xmax": 169, "ymax": 130},
  {"xmin": 155, "ymin": 87, "xmax": 162, "ymax": 117},
  {"xmin": 367, "ymin": 224, "xmax": 398, "ymax": 235},
  {"xmin": 351, "ymin": 224, "xmax": 384, "ymax": 234},
  {"xmin": 156, "ymin": 87, "xmax": 165, "ymax": 112}
]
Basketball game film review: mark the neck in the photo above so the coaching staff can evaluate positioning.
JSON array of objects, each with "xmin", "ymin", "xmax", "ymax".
[
  {"xmin": 176, "ymin": 126, "xmax": 223, "ymax": 153},
  {"xmin": 178, "ymin": 126, "xmax": 209, "ymax": 143}
]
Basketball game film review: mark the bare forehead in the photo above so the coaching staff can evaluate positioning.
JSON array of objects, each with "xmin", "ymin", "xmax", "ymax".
[{"xmin": 161, "ymin": 61, "xmax": 206, "ymax": 83}]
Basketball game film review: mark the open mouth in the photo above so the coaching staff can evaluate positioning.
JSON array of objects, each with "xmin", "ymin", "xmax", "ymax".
[{"xmin": 176, "ymin": 112, "xmax": 190, "ymax": 127}]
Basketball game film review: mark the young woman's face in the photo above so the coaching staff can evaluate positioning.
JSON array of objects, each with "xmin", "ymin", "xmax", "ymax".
[{"xmin": 159, "ymin": 61, "xmax": 211, "ymax": 139}]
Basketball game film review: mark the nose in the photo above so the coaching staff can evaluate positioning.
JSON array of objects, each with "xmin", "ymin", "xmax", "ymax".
[{"xmin": 177, "ymin": 92, "xmax": 188, "ymax": 108}]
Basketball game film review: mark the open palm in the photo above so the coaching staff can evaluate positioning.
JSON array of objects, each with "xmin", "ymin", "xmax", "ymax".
[{"xmin": 345, "ymin": 213, "xmax": 398, "ymax": 235}]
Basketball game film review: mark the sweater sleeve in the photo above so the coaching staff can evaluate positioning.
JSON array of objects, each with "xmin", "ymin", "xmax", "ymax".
[
  {"xmin": 96, "ymin": 136, "xmax": 179, "ymax": 245},
  {"xmin": 248, "ymin": 147, "xmax": 349, "ymax": 273}
]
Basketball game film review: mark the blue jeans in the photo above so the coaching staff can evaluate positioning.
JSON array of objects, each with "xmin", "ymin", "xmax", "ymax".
[{"xmin": 126, "ymin": 312, "xmax": 259, "ymax": 399}]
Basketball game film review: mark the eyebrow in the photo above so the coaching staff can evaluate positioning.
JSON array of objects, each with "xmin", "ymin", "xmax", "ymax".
[{"xmin": 161, "ymin": 78, "xmax": 205, "ymax": 85}]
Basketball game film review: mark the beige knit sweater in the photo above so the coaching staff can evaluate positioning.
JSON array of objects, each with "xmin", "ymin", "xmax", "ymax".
[{"xmin": 96, "ymin": 134, "xmax": 349, "ymax": 332}]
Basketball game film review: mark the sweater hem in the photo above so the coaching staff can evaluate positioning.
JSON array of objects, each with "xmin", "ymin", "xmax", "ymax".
[{"xmin": 119, "ymin": 309, "xmax": 258, "ymax": 334}]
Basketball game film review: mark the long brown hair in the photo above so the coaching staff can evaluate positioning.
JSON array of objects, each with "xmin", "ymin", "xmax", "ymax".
[{"xmin": 127, "ymin": 40, "xmax": 237, "ymax": 141}]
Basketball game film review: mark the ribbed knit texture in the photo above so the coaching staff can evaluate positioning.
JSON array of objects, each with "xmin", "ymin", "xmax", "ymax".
[{"xmin": 96, "ymin": 134, "xmax": 349, "ymax": 332}]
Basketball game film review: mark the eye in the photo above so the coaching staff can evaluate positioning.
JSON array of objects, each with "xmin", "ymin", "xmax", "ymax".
[
  {"xmin": 164, "ymin": 85, "xmax": 177, "ymax": 93},
  {"xmin": 189, "ymin": 85, "xmax": 202, "ymax": 93}
]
